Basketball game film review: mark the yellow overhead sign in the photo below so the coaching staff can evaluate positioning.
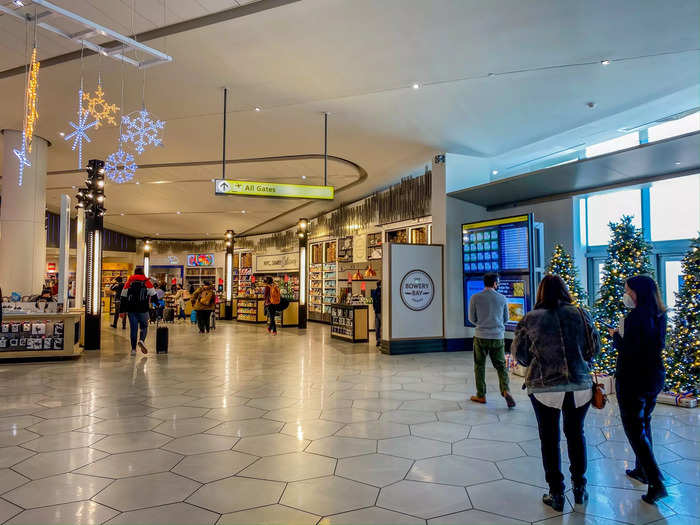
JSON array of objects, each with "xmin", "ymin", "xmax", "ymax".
[{"xmin": 214, "ymin": 179, "xmax": 334, "ymax": 200}]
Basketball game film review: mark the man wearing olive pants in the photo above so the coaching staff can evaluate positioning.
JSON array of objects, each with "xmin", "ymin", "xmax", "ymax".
[{"xmin": 468, "ymin": 272, "xmax": 516, "ymax": 408}]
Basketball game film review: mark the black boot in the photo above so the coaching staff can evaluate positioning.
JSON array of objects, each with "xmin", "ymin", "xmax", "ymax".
[
  {"xmin": 573, "ymin": 486, "xmax": 589, "ymax": 505},
  {"xmin": 626, "ymin": 468, "xmax": 648, "ymax": 484},
  {"xmin": 641, "ymin": 483, "xmax": 668, "ymax": 505},
  {"xmin": 542, "ymin": 492, "xmax": 565, "ymax": 512}
]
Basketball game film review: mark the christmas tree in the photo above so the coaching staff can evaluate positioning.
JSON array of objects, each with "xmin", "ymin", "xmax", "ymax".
[
  {"xmin": 593, "ymin": 215, "xmax": 654, "ymax": 374},
  {"xmin": 664, "ymin": 236, "xmax": 700, "ymax": 394},
  {"xmin": 546, "ymin": 243, "xmax": 587, "ymax": 307}
]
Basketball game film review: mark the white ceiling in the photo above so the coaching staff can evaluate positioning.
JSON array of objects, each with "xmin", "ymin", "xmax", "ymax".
[{"xmin": 1, "ymin": 0, "xmax": 699, "ymax": 237}]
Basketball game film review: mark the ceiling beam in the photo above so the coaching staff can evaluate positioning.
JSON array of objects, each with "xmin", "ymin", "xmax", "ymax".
[{"xmin": 0, "ymin": 0, "xmax": 301, "ymax": 80}]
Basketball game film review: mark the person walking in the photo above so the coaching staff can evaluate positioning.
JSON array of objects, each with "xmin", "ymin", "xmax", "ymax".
[
  {"xmin": 610, "ymin": 275, "xmax": 668, "ymax": 504},
  {"xmin": 110, "ymin": 276, "xmax": 126, "ymax": 329},
  {"xmin": 513, "ymin": 275, "xmax": 600, "ymax": 511},
  {"xmin": 120, "ymin": 268, "xmax": 156, "ymax": 355},
  {"xmin": 371, "ymin": 281, "xmax": 382, "ymax": 347},
  {"xmin": 173, "ymin": 284, "xmax": 188, "ymax": 322},
  {"xmin": 468, "ymin": 273, "xmax": 515, "ymax": 407},
  {"xmin": 192, "ymin": 281, "xmax": 216, "ymax": 333},
  {"xmin": 263, "ymin": 276, "xmax": 280, "ymax": 335}
]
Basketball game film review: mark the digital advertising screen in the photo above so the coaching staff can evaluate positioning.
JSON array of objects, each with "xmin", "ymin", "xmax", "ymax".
[{"xmin": 462, "ymin": 214, "xmax": 535, "ymax": 330}]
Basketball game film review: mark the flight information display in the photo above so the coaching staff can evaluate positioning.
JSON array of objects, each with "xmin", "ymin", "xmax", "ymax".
[{"xmin": 462, "ymin": 214, "xmax": 535, "ymax": 330}]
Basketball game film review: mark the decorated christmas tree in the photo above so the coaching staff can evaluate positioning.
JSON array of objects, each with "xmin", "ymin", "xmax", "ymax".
[
  {"xmin": 546, "ymin": 243, "xmax": 587, "ymax": 307},
  {"xmin": 664, "ymin": 236, "xmax": 700, "ymax": 394},
  {"xmin": 593, "ymin": 215, "xmax": 654, "ymax": 374}
]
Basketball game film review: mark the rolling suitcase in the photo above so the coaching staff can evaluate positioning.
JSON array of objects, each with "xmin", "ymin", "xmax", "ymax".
[
  {"xmin": 156, "ymin": 323, "xmax": 168, "ymax": 354},
  {"xmin": 163, "ymin": 307, "xmax": 175, "ymax": 323}
]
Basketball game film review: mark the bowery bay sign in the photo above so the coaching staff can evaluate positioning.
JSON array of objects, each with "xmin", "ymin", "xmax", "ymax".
[{"xmin": 399, "ymin": 269, "xmax": 435, "ymax": 311}]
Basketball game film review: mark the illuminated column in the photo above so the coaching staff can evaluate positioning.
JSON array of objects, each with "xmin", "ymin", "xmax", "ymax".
[
  {"xmin": 224, "ymin": 230, "xmax": 235, "ymax": 320},
  {"xmin": 297, "ymin": 218, "xmax": 309, "ymax": 329},
  {"xmin": 0, "ymin": 130, "xmax": 48, "ymax": 295},
  {"xmin": 82, "ymin": 159, "xmax": 106, "ymax": 351},
  {"xmin": 74, "ymin": 207, "xmax": 86, "ymax": 310},
  {"xmin": 143, "ymin": 238, "xmax": 151, "ymax": 277}
]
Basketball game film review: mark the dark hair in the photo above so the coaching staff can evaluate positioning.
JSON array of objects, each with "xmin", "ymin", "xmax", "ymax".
[
  {"xmin": 203, "ymin": 281, "xmax": 212, "ymax": 287},
  {"xmin": 535, "ymin": 275, "xmax": 573, "ymax": 309},
  {"xmin": 134, "ymin": 268, "xmax": 144, "ymax": 276},
  {"xmin": 626, "ymin": 275, "xmax": 666, "ymax": 316},
  {"xmin": 115, "ymin": 276, "xmax": 123, "ymax": 283},
  {"xmin": 188, "ymin": 284, "xmax": 195, "ymax": 293},
  {"xmin": 483, "ymin": 273, "xmax": 499, "ymax": 287}
]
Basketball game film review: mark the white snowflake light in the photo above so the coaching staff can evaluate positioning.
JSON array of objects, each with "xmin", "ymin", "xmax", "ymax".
[
  {"xmin": 64, "ymin": 89, "xmax": 98, "ymax": 168},
  {"xmin": 121, "ymin": 107, "xmax": 164, "ymax": 155},
  {"xmin": 105, "ymin": 148, "xmax": 138, "ymax": 184},
  {"xmin": 12, "ymin": 129, "xmax": 31, "ymax": 187}
]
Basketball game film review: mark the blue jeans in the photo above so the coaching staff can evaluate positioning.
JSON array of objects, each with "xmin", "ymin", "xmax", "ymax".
[{"xmin": 127, "ymin": 312, "xmax": 149, "ymax": 350}]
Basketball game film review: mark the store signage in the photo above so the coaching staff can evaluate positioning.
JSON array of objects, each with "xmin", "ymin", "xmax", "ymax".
[
  {"xmin": 46, "ymin": 262, "xmax": 57, "ymax": 274},
  {"xmin": 167, "ymin": 256, "xmax": 179, "ymax": 265},
  {"xmin": 187, "ymin": 253, "xmax": 214, "ymax": 267},
  {"xmin": 400, "ymin": 269, "xmax": 434, "ymax": 311},
  {"xmin": 255, "ymin": 253, "xmax": 298, "ymax": 272},
  {"xmin": 214, "ymin": 179, "xmax": 334, "ymax": 200}
]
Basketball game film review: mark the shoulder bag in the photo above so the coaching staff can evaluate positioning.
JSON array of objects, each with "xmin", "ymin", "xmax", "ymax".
[{"xmin": 577, "ymin": 307, "xmax": 607, "ymax": 409}]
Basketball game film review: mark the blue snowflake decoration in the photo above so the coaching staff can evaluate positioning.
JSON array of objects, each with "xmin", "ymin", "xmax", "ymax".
[
  {"xmin": 121, "ymin": 108, "xmax": 165, "ymax": 155},
  {"xmin": 64, "ymin": 89, "xmax": 98, "ymax": 168},
  {"xmin": 105, "ymin": 148, "xmax": 138, "ymax": 184},
  {"xmin": 12, "ymin": 129, "xmax": 31, "ymax": 187}
]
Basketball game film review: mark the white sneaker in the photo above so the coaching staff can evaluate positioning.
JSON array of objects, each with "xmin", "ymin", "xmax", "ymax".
[
  {"xmin": 130, "ymin": 349, "xmax": 136, "ymax": 356},
  {"xmin": 137, "ymin": 341, "xmax": 148, "ymax": 354}
]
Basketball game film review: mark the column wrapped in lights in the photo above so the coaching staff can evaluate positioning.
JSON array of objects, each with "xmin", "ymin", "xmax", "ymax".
[
  {"xmin": 224, "ymin": 229, "xmax": 235, "ymax": 320},
  {"xmin": 297, "ymin": 218, "xmax": 309, "ymax": 329},
  {"xmin": 80, "ymin": 159, "xmax": 106, "ymax": 351},
  {"xmin": 143, "ymin": 238, "xmax": 151, "ymax": 278}
]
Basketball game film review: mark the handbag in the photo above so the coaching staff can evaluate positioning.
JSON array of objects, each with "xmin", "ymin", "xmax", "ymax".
[
  {"xmin": 576, "ymin": 307, "xmax": 607, "ymax": 410},
  {"xmin": 592, "ymin": 372, "xmax": 608, "ymax": 410}
]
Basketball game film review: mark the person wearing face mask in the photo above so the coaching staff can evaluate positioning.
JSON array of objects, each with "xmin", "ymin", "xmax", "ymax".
[{"xmin": 609, "ymin": 275, "xmax": 668, "ymax": 505}]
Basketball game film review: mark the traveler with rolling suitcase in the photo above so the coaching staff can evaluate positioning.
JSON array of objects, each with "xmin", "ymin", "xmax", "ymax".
[{"xmin": 120, "ymin": 268, "xmax": 157, "ymax": 355}]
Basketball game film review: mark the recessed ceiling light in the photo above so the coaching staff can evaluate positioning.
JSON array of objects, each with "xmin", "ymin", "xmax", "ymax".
[
  {"xmin": 302, "ymin": 175, "xmax": 307, "ymax": 180},
  {"xmin": 601, "ymin": 60, "xmax": 611, "ymax": 66},
  {"xmin": 176, "ymin": 211, "xmax": 181, "ymax": 214},
  {"xmin": 241, "ymin": 210, "xmax": 246, "ymax": 214},
  {"xmin": 254, "ymin": 106, "xmax": 262, "ymax": 112},
  {"xmin": 491, "ymin": 169, "xmax": 499, "ymax": 176},
  {"xmin": 412, "ymin": 82, "xmax": 422, "ymax": 90},
  {"xmin": 675, "ymin": 161, "xmax": 682, "ymax": 165},
  {"xmin": 205, "ymin": 233, "xmax": 209, "ymax": 236},
  {"xmin": 71, "ymin": 185, "xmax": 76, "ymax": 189},
  {"xmin": 135, "ymin": 181, "xmax": 140, "ymax": 185},
  {"xmin": 59, "ymin": 132, "xmax": 65, "ymax": 137},
  {"xmin": 155, "ymin": 233, "xmax": 160, "ymax": 236},
  {"xmin": 120, "ymin": 213, "xmax": 124, "ymax": 216}
]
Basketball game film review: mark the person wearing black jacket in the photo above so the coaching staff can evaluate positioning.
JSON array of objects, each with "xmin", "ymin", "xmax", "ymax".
[
  {"xmin": 371, "ymin": 282, "xmax": 381, "ymax": 347},
  {"xmin": 110, "ymin": 277, "xmax": 126, "ymax": 329},
  {"xmin": 610, "ymin": 275, "xmax": 668, "ymax": 505}
]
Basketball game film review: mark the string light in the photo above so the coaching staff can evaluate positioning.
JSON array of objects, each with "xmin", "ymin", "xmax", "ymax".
[
  {"xmin": 105, "ymin": 148, "xmax": 137, "ymax": 184},
  {"xmin": 12, "ymin": 129, "xmax": 31, "ymax": 186},
  {"xmin": 121, "ymin": 107, "xmax": 165, "ymax": 154},
  {"xmin": 64, "ymin": 89, "xmax": 98, "ymax": 168},
  {"xmin": 24, "ymin": 47, "xmax": 39, "ymax": 153},
  {"xmin": 82, "ymin": 82, "xmax": 119, "ymax": 129}
]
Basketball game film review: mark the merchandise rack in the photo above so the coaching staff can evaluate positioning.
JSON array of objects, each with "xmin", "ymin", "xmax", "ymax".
[
  {"xmin": 330, "ymin": 304, "xmax": 369, "ymax": 342},
  {"xmin": 236, "ymin": 297, "xmax": 265, "ymax": 323}
]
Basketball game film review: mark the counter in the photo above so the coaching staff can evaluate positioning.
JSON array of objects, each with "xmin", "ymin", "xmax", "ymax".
[
  {"xmin": 0, "ymin": 312, "xmax": 82, "ymax": 359},
  {"xmin": 330, "ymin": 303, "xmax": 369, "ymax": 343},
  {"xmin": 236, "ymin": 297, "xmax": 266, "ymax": 323}
]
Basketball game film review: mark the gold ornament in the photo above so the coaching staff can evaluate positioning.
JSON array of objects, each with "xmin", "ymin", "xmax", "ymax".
[
  {"xmin": 82, "ymin": 83, "xmax": 119, "ymax": 129},
  {"xmin": 24, "ymin": 47, "xmax": 40, "ymax": 153}
]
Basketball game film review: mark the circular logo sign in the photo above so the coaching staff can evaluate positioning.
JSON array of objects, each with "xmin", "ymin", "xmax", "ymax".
[{"xmin": 400, "ymin": 270, "xmax": 435, "ymax": 311}]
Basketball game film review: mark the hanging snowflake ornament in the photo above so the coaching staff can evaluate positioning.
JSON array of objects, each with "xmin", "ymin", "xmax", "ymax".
[
  {"xmin": 12, "ymin": 129, "xmax": 31, "ymax": 187},
  {"xmin": 82, "ymin": 82, "xmax": 119, "ymax": 129},
  {"xmin": 64, "ymin": 89, "xmax": 98, "ymax": 169},
  {"xmin": 121, "ymin": 107, "xmax": 165, "ymax": 155},
  {"xmin": 105, "ymin": 147, "xmax": 138, "ymax": 184}
]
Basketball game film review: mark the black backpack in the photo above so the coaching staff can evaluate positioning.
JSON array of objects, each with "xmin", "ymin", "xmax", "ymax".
[{"xmin": 125, "ymin": 280, "xmax": 149, "ymax": 312}]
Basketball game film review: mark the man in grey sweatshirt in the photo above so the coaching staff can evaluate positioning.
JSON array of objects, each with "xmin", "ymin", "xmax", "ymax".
[{"xmin": 468, "ymin": 273, "xmax": 516, "ymax": 408}]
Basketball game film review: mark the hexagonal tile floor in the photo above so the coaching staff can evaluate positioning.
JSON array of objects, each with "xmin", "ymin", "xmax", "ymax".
[{"xmin": 0, "ymin": 320, "xmax": 694, "ymax": 524}]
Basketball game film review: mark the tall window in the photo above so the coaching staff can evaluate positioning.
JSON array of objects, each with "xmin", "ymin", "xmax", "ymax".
[
  {"xmin": 585, "ymin": 189, "xmax": 642, "ymax": 246},
  {"xmin": 650, "ymin": 175, "xmax": 700, "ymax": 241}
]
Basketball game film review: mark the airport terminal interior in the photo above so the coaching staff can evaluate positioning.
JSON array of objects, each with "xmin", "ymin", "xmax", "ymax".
[{"xmin": 0, "ymin": 1, "xmax": 699, "ymax": 524}]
